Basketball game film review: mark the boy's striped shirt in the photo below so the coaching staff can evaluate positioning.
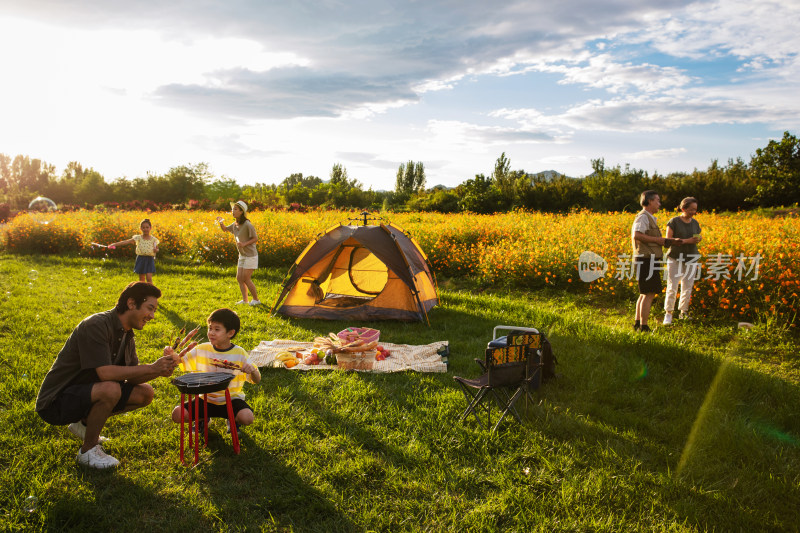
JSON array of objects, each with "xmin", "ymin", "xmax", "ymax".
[{"xmin": 178, "ymin": 343, "xmax": 254, "ymax": 405}]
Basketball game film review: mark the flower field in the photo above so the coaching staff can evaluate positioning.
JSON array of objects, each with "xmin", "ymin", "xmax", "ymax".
[{"xmin": 3, "ymin": 208, "xmax": 799, "ymax": 326}]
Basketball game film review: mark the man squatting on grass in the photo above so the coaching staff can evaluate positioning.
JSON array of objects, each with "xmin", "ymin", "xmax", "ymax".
[
  {"xmin": 35, "ymin": 282, "xmax": 196, "ymax": 469},
  {"xmin": 631, "ymin": 190, "xmax": 682, "ymax": 332}
]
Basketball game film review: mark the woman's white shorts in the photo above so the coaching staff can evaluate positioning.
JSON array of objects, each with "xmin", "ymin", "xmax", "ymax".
[{"xmin": 237, "ymin": 255, "xmax": 258, "ymax": 270}]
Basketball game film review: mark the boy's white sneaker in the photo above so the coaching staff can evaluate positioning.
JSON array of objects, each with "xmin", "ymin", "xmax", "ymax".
[
  {"xmin": 76, "ymin": 445, "xmax": 119, "ymax": 469},
  {"xmin": 663, "ymin": 312, "xmax": 673, "ymax": 325},
  {"xmin": 249, "ymin": 300, "xmax": 261, "ymax": 306},
  {"xmin": 68, "ymin": 421, "xmax": 108, "ymax": 443},
  {"xmin": 226, "ymin": 419, "xmax": 241, "ymax": 435},
  {"xmin": 235, "ymin": 300, "xmax": 247, "ymax": 305}
]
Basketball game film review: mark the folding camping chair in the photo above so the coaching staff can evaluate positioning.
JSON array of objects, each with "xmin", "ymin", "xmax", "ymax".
[{"xmin": 453, "ymin": 326, "xmax": 543, "ymax": 432}]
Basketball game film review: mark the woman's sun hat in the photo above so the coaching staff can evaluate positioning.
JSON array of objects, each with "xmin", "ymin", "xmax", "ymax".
[{"xmin": 230, "ymin": 200, "xmax": 248, "ymax": 213}]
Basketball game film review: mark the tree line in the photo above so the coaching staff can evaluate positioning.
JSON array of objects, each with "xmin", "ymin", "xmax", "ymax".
[{"xmin": 2, "ymin": 131, "xmax": 798, "ymax": 215}]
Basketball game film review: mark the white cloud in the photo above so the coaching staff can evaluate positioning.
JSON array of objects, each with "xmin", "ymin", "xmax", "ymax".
[
  {"xmin": 152, "ymin": 66, "xmax": 420, "ymax": 119},
  {"xmin": 492, "ymin": 79, "xmax": 800, "ymax": 134},
  {"xmin": 5, "ymin": 0, "xmax": 794, "ymax": 126},
  {"xmin": 426, "ymin": 120, "xmax": 555, "ymax": 145},
  {"xmin": 0, "ymin": 1, "xmax": 692, "ymax": 119},
  {"xmin": 531, "ymin": 54, "xmax": 693, "ymax": 94},
  {"xmin": 631, "ymin": 0, "xmax": 800, "ymax": 72},
  {"xmin": 191, "ymin": 134, "xmax": 285, "ymax": 159},
  {"xmin": 334, "ymin": 152, "xmax": 402, "ymax": 171},
  {"xmin": 622, "ymin": 148, "xmax": 687, "ymax": 159},
  {"xmin": 539, "ymin": 154, "xmax": 590, "ymax": 167}
]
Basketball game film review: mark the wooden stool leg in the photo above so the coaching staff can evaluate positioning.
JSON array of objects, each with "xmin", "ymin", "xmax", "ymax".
[
  {"xmin": 179, "ymin": 393, "xmax": 185, "ymax": 464},
  {"xmin": 224, "ymin": 389, "xmax": 240, "ymax": 454}
]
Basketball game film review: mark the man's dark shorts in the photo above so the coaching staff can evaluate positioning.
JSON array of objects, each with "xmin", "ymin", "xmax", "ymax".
[
  {"xmin": 37, "ymin": 381, "xmax": 135, "ymax": 425},
  {"xmin": 180, "ymin": 398, "xmax": 252, "ymax": 420},
  {"xmin": 636, "ymin": 256, "xmax": 663, "ymax": 295}
]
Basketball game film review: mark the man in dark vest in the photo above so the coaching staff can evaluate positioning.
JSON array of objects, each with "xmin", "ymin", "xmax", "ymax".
[{"xmin": 631, "ymin": 190, "xmax": 682, "ymax": 332}]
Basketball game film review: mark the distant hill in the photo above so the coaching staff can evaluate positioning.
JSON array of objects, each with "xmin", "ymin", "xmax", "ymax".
[
  {"xmin": 527, "ymin": 170, "xmax": 571, "ymax": 181},
  {"xmin": 426, "ymin": 171, "xmax": 574, "ymax": 192}
]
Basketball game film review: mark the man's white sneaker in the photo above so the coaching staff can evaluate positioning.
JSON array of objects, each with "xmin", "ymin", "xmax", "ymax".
[
  {"xmin": 249, "ymin": 300, "xmax": 261, "ymax": 306},
  {"xmin": 68, "ymin": 421, "xmax": 108, "ymax": 444},
  {"xmin": 663, "ymin": 312, "xmax": 673, "ymax": 325},
  {"xmin": 235, "ymin": 300, "xmax": 247, "ymax": 305},
  {"xmin": 76, "ymin": 445, "xmax": 119, "ymax": 469}
]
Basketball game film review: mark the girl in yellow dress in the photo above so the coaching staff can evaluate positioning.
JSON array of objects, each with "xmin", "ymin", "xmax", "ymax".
[{"xmin": 107, "ymin": 218, "xmax": 160, "ymax": 284}]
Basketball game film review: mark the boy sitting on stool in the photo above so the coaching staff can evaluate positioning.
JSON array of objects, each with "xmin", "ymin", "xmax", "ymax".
[{"xmin": 171, "ymin": 308, "xmax": 261, "ymax": 434}]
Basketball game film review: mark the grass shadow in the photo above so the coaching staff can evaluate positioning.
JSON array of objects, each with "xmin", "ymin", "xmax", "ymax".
[{"xmin": 198, "ymin": 426, "xmax": 360, "ymax": 532}]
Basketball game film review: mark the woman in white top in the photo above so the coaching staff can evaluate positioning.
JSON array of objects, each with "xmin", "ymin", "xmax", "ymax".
[{"xmin": 217, "ymin": 201, "xmax": 261, "ymax": 306}]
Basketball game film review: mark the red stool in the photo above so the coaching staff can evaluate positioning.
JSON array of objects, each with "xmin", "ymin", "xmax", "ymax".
[{"xmin": 172, "ymin": 372, "xmax": 240, "ymax": 465}]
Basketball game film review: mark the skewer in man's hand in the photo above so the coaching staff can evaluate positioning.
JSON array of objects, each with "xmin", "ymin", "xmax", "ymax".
[{"xmin": 160, "ymin": 341, "xmax": 199, "ymax": 375}]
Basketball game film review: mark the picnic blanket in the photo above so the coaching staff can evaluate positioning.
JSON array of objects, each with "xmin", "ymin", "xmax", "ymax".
[{"xmin": 249, "ymin": 339, "xmax": 449, "ymax": 373}]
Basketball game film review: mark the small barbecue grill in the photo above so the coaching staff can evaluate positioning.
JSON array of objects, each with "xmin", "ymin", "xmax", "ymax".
[{"xmin": 172, "ymin": 372, "xmax": 234, "ymax": 394}]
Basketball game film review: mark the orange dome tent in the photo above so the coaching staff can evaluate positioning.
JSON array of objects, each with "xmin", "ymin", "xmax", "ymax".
[{"xmin": 271, "ymin": 217, "xmax": 438, "ymax": 323}]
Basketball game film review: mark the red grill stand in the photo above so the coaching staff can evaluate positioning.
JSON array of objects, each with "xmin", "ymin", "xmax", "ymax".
[{"xmin": 178, "ymin": 389, "xmax": 240, "ymax": 466}]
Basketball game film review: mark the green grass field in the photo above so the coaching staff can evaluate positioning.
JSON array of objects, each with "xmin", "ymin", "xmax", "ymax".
[{"xmin": 1, "ymin": 253, "xmax": 799, "ymax": 532}]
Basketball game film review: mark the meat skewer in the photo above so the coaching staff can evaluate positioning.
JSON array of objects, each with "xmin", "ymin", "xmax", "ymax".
[
  {"xmin": 178, "ymin": 326, "xmax": 201, "ymax": 349},
  {"xmin": 171, "ymin": 325, "xmax": 186, "ymax": 349},
  {"xmin": 210, "ymin": 358, "xmax": 242, "ymax": 371},
  {"xmin": 172, "ymin": 325, "xmax": 200, "ymax": 349}
]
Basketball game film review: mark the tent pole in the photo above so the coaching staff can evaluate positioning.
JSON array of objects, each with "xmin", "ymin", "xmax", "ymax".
[
  {"xmin": 420, "ymin": 290, "xmax": 431, "ymax": 326},
  {"xmin": 270, "ymin": 264, "xmax": 297, "ymax": 314},
  {"xmin": 384, "ymin": 224, "xmax": 431, "ymax": 325}
]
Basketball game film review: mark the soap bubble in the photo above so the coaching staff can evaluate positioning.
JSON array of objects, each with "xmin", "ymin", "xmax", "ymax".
[
  {"xmin": 28, "ymin": 197, "xmax": 58, "ymax": 224},
  {"xmin": 22, "ymin": 495, "xmax": 38, "ymax": 513},
  {"xmin": 29, "ymin": 196, "xmax": 57, "ymax": 211},
  {"xmin": 28, "ymin": 270, "xmax": 39, "ymax": 281}
]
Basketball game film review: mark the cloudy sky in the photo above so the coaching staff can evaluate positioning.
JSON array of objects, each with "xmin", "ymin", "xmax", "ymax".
[{"xmin": 1, "ymin": 0, "xmax": 798, "ymax": 189}]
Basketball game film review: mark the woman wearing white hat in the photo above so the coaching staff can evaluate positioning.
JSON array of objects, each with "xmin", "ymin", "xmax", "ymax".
[{"xmin": 216, "ymin": 200, "xmax": 261, "ymax": 305}]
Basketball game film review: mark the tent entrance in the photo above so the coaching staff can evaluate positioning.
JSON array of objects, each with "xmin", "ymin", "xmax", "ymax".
[
  {"xmin": 316, "ymin": 293, "xmax": 374, "ymax": 308},
  {"xmin": 315, "ymin": 245, "xmax": 389, "ymax": 306}
]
